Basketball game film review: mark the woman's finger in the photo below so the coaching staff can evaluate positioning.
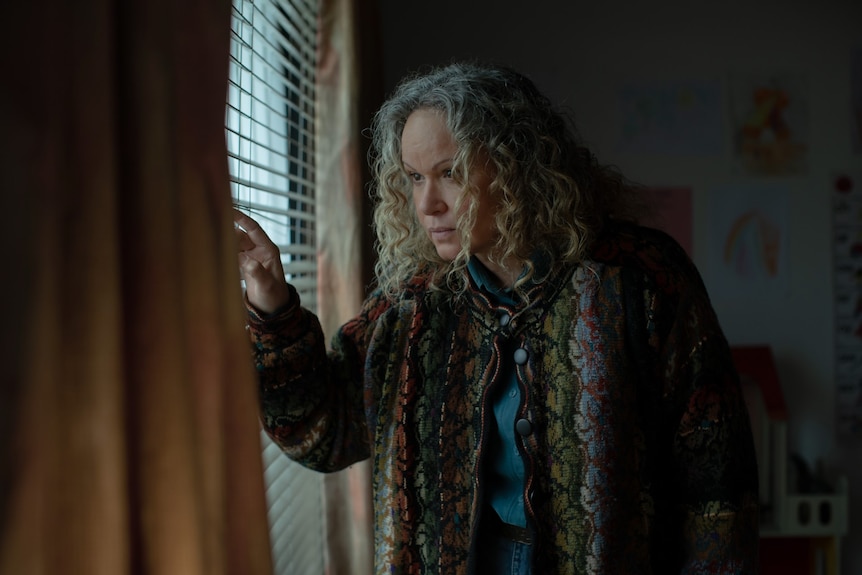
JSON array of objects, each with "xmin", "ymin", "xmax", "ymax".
[
  {"xmin": 235, "ymin": 225, "xmax": 256, "ymax": 252},
  {"xmin": 233, "ymin": 209, "xmax": 277, "ymax": 250}
]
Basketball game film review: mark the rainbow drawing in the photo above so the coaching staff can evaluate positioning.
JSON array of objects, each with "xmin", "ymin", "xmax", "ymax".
[{"xmin": 723, "ymin": 210, "xmax": 781, "ymax": 278}]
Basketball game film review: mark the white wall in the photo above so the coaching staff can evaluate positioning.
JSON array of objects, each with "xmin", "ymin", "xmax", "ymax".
[{"xmin": 379, "ymin": 0, "xmax": 862, "ymax": 572}]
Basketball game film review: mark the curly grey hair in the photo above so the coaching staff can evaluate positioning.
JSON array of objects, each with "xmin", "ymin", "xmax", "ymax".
[{"xmin": 368, "ymin": 60, "xmax": 642, "ymax": 301}]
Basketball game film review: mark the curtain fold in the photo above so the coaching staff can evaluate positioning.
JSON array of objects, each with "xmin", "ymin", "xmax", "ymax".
[
  {"xmin": 1, "ymin": 1, "xmax": 273, "ymax": 574},
  {"xmin": 316, "ymin": 0, "xmax": 383, "ymax": 573}
]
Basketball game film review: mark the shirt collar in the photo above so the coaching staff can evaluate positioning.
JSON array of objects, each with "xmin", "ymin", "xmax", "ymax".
[{"xmin": 466, "ymin": 256, "xmax": 518, "ymax": 307}]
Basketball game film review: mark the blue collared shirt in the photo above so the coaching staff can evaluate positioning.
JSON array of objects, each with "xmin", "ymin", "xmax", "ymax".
[{"xmin": 467, "ymin": 257, "xmax": 527, "ymax": 528}]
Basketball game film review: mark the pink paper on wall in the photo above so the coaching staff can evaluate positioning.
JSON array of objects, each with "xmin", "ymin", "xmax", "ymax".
[{"xmin": 641, "ymin": 187, "xmax": 693, "ymax": 256}]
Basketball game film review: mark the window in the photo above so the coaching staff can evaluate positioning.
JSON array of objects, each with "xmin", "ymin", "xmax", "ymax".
[{"xmin": 227, "ymin": 1, "xmax": 323, "ymax": 574}]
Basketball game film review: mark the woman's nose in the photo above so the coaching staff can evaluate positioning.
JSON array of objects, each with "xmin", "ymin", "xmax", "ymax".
[{"xmin": 416, "ymin": 182, "xmax": 445, "ymax": 215}]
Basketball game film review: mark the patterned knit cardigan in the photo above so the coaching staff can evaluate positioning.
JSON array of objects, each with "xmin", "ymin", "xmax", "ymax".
[{"xmin": 247, "ymin": 222, "xmax": 760, "ymax": 574}]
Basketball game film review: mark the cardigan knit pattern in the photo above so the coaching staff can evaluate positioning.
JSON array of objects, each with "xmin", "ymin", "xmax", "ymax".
[{"xmin": 247, "ymin": 222, "xmax": 760, "ymax": 574}]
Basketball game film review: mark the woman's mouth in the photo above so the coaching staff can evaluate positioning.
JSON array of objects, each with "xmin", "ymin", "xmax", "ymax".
[{"xmin": 428, "ymin": 227, "xmax": 455, "ymax": 241}]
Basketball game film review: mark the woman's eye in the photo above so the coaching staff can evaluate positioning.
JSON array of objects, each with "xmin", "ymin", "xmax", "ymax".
[
  {"xmin": 409, "ymin": 172, "xmax": 422, "ymax": 182},
  {"xmin": 443, "ymin": 169, "xmax": 453, "ymax": 178}
]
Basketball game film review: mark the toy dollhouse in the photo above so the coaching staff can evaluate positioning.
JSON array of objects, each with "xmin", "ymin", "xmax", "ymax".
[{"xmin": 733, "ymin": 345, "xmax": 849, "ymax": 575}]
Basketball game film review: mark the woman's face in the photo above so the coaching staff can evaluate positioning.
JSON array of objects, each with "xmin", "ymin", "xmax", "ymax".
[{"xmin": 401, "ymin": 108, "xmax": 502, "ymax": 272}]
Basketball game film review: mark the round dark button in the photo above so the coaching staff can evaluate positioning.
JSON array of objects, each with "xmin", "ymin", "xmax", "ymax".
[
  {"xmin": 528, "ymin": 487, "xmax": 544, "ymax": 506},
  {"xmin": 499, "ymin": 313, "xmax": 511, "ymax": 327},
  {"xmin": 515, "ymin": 418, "xmax": 533, "ymax": 436},
  {"xmin": 513, "ymin": 348, "xmax": 528, "ymax": 365}
]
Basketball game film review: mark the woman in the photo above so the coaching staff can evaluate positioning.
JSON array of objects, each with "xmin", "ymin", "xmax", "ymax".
[{"xmin": 235, "ymin": 61, "xmax": 759, "ymax": 574}]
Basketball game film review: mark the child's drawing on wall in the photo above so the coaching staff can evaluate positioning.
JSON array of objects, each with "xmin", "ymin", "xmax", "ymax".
[{"xmin": 730, "ymin": 72, "xmax": 808, "ymax": 176}]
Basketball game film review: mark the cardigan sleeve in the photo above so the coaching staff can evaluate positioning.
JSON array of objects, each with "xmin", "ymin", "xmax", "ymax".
[
  {"xmin": 245, "ymin": 284, "xmax": 391, "ymax": 473},
  {"xmin": 667, "ymin": 307, "xmax": 760, "ymax": 573},
  {"xmin": 643, "ymin": 232, "xmax": 760, "ymax": 573}
]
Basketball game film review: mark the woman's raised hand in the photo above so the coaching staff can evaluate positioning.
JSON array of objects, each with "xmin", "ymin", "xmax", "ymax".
[{"xmin": 234, "ymin": 209, "xmax": 293, "ymax": 314}]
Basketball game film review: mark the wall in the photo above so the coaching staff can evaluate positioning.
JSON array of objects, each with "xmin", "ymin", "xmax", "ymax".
[{"xmin": 378, "ymin": 0, "xmax": 862, "ymax": 572}]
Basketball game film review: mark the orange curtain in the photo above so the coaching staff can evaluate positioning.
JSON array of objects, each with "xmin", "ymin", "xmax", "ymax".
[
  {"xmin": 316, "ymin": 0, "xmax": 382, "ymax": 573},
  {"xmin": 0, "ymin": 1, "xmax": 273, "ymax": 574}
]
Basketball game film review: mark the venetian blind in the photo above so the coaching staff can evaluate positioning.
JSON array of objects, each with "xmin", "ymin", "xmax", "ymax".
[
  {"xmin": 227, "ymin": 1, "xmax": 324, "ymax": 574},
  {"xmin": 228, "ymin": 0, "xmax": 318, "ymax": 311}
]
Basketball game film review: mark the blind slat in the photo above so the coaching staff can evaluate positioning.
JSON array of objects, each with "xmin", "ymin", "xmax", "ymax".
[
  {"xmin": 225, "ymin": 134, "xmax": 315, "ymax": 174},
  {"xmin": 282, "ymin": 261, "xmax": 317, "ymax": 275},
  {"xmin": 226, "ymin": 99, "xmax": 315, "ymax": 141},
  {"xmin": 230, "ymin": 198, "xmax": 315, "ymax": 224}
]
